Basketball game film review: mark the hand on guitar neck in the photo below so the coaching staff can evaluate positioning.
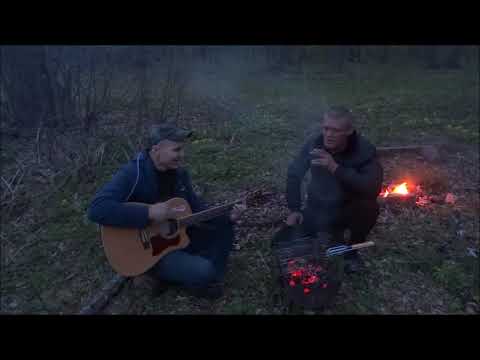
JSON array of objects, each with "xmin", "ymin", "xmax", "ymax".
[{"xmin": 230, "ymin": 202, "xmax": 247, "ymax": 223}]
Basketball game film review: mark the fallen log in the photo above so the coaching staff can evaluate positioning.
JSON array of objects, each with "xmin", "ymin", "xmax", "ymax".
[
  {"xmin": 378, "ymin": 145, "xmax": 424, "ymax": 152},
  {"xmin": 78, "ymin": 274, "xmax": 128, "ymax": 315},
  {"xmin": 377, "ymin": 193, "xmax": 416, "ymax": 206},
  {"xmin": 377, "ymin": 145, "xmax": 440, "ymax": 161}
]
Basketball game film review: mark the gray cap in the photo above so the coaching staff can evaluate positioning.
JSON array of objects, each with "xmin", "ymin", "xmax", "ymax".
[{"xmin": 149, "ymin": 124, "xmax": 193, "ymax": 146}]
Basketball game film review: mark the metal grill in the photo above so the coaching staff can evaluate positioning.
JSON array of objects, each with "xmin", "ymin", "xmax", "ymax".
[{"xmin": 272, "ymin": 226, "xmax": 344, "ymax": 310}]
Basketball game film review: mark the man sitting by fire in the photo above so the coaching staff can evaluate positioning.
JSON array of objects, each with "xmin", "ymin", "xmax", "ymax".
[
  {"xmin": 88, "ymin": 123, "xmax": 244, "ymax": 300},
  {"xmin": 285, "ymin": 106, "xmax": 383, "ymax": 273}
]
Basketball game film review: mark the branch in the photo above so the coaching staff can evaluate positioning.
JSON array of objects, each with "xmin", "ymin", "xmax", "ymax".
[
  {"xmin": 377, "ymin": 193, "xmax": 416, "ymax": 206},
  {"xmin": 78, "ymin": 274, "xmax": 128, "ymax": 315},
  {"xmin": 36, "ymin": 123, "xmax": 43, "ymax": 164},
  {"xmin": 377, "ymin": 145, "xmax": 440, "ymax": 161}
]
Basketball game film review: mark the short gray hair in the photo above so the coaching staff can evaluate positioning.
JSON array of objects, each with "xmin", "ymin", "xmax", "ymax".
[{"xmin": 324, "ymin": 106, "xmax": 354, "ymax": 129}]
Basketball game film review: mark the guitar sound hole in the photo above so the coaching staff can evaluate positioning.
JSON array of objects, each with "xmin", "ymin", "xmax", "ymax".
[{"xmin": 166, "ymin": 219, "xmax": 178, "ymax": 236}]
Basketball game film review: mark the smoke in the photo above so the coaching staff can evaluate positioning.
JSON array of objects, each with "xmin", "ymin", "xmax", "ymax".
[{"xmin": 183, "ymin": 46, "xmax": 328, "ymax": 136}]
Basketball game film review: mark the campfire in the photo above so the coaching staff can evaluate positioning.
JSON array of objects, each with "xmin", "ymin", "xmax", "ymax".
[
  {"xmin": 379, "ymin": 180, "xmax": 457, "ymax": 207},
  {"xmin": 380, "ymin": 181, "xmax": 412, "ymax": 198},
  {"xmin": 378, "ymin": 181, "xmax": 417, "ymax": 208}
]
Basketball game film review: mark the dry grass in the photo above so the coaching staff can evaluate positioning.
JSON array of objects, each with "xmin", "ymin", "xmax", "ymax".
[{"xmin": 1, "ymin": 67, "xmax": 478, "ymax": 314}]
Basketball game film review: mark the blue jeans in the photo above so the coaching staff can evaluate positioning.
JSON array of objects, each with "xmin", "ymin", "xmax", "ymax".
[{"xmin": 148, "ymin": 215, "xmax": 234, "ymax": 288}]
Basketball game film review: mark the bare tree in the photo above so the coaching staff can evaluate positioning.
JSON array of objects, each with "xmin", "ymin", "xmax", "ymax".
[
  {"xmin": 1, "ymin": 46, "xmax": 49, "ymax": 131},
  {"xmin": 379, "ymin": 46, "xmax": 390, "ymax": 64}
]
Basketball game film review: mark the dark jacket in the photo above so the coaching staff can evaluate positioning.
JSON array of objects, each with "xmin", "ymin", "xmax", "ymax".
[
  {"xmin": 87, "ymin": 150, "xmax": 207, "ymax": 229},
  {"xmin": 286, "ymin": 131, "xmax": 383, "ymax": 220}
]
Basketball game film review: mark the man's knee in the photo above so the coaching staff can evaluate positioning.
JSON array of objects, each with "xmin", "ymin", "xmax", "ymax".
[
  {"xmin": 150, "ymin": 252, "xmax": 217, "ymax": 287},
  {"xmin": 340, "ymin": 199, "xmax": 379, "ymax": 234},
  {"xmin": 188, "ymin": 215, "xmax": 234, "ymax": 244},
  {"xmin": 210, "ymin": 215, "xmax": 234, "ymax": 231},
  {"xmin": 189, "ymin": 258, "xmax": 217, "ymax": 286},
  {"xmin": 209, "ymin": 216, "xmax": 235, "ymax": 245}
]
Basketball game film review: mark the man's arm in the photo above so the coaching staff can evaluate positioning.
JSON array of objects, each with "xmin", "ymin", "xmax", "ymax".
[
  {"xmin": 87, "ymin": 163, "xmax": 150, "ymax": 228},
  {"xmin": 334, "ymin": 157, "xmax": 383, "ymax": 196},
  {"xmin": 286, "ymin": 139, "xmax": 313, "ymax": 211}
]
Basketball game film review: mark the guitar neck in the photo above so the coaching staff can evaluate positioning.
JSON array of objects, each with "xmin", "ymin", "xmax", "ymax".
[{"xmin": 179, "ymin": 201, "xmax": 238, "ymax": 227}]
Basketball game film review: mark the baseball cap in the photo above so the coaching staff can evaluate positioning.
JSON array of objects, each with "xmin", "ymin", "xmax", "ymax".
[{"xmin": 149, "ymin": 124, "xmax": 193, "ymax": 146}]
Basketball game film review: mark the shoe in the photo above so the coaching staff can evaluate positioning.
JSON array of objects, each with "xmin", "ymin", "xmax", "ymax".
[{"xmin": 344, "ymin": 251, "xmax": 364, "ymax": 274}]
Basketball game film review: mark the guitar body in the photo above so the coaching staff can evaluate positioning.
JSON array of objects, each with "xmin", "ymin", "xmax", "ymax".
[{"xmin": 100, "ymin": 198, "xmax": 193, "ymax": 277}]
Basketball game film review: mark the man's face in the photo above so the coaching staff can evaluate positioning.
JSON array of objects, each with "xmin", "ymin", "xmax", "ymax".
[
  {"xmin": 321, "ymin": 115, "xmax": 353, "ymax": 152},
  {"xmin": 151, "ymin": 140, "xmax": 185, "ymax": 170}
]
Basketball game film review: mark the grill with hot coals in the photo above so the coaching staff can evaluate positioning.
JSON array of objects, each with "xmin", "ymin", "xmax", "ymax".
[{"xmin": 272, "ymin": 226, "xmax": 344, "ymax": 310}]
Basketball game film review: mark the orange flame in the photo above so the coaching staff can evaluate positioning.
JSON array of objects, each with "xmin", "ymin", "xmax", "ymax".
[
  {"xmin": 382, "ymin": 182, "xmax": 410, "ymax": 197},
  {"xmin": 392, "ymin": 182, "xmax": 409, "ymax": 195}
]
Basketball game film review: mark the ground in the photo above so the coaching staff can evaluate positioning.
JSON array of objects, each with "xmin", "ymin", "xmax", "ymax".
[{"xmin": 1, "ymin": 64, "xmax": 478, "ymax": 314}]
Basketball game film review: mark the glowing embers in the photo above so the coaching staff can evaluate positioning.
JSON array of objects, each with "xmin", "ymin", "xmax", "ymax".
[{"xmin": 287, "ymin": 259, "xmax": 329, "ymax": 295}]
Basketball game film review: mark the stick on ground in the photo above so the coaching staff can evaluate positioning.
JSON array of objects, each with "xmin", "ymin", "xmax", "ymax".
[
  {"xmin": 78, "ymin": 274, "xmax": 128, "ymax": 315},
  {"xmin": 377, "ymin": 145, "xmax": 440, "ymax": 161}
]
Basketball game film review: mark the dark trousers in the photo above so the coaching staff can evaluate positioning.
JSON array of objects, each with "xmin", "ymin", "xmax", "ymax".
[
  {"xmin": 303, "ymin": 199, "xmax": 379, "ymax": 245},
  {"xmin": 148, "ymin": 216, "xmax": 234, "ymax": 288}
]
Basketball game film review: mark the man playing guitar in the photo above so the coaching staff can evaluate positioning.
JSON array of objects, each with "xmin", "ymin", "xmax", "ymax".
[{"xmin": 88, "ymin": 123, "xmax": 244, "ymax": 300}]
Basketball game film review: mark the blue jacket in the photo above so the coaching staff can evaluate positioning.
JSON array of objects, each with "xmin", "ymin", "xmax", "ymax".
[{"xmin": 87, "ymin": 150, "xmax": 207, "ymax": 229}]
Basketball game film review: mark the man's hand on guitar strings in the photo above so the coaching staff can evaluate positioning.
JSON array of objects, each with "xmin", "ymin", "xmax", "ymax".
[{"xmin": 148, "ymin": 202, "xmax": 183, "ymax": 222}]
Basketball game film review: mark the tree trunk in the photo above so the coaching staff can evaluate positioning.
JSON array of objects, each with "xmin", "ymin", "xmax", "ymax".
[
  {"xmin": 379, "ymin": 46, "xmax": 389, "ymax": 64},
  {"xmin": 1, "ymin": 46, "xmax": 53, "ymax": 130},
  {"xmin": 425, "ymin": 46, "xmax": 440, "ymax": 69},
  {"xmin": 348, "ymin": 46, "xmax": 362, "ymax": 63},
  {"xmin": 328, "ymin": 46, "xmax": 347, "ymax": 72},
  {"xmin": 445, "ymin": 46, "xmax": 463, "ymax": 69}
]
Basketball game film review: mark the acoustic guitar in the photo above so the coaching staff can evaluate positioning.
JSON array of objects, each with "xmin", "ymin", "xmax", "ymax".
[{"xmin": 100, "ymin": 192, "xmax": 266, "ymax": 277}]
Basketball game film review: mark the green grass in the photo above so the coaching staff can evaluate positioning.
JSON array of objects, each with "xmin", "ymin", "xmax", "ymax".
[
  {"xmin": 1, "ymin": 64, "xmax": 478, "ymax": 314},
  {"xmin": 186, "ymin": 66, "xmax": 478, "ymax": 193}
]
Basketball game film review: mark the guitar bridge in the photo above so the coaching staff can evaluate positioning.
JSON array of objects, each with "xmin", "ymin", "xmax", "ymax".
[{"xmin": 139, "ymin": 229, "xmax": 151, "ymax": 250}]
